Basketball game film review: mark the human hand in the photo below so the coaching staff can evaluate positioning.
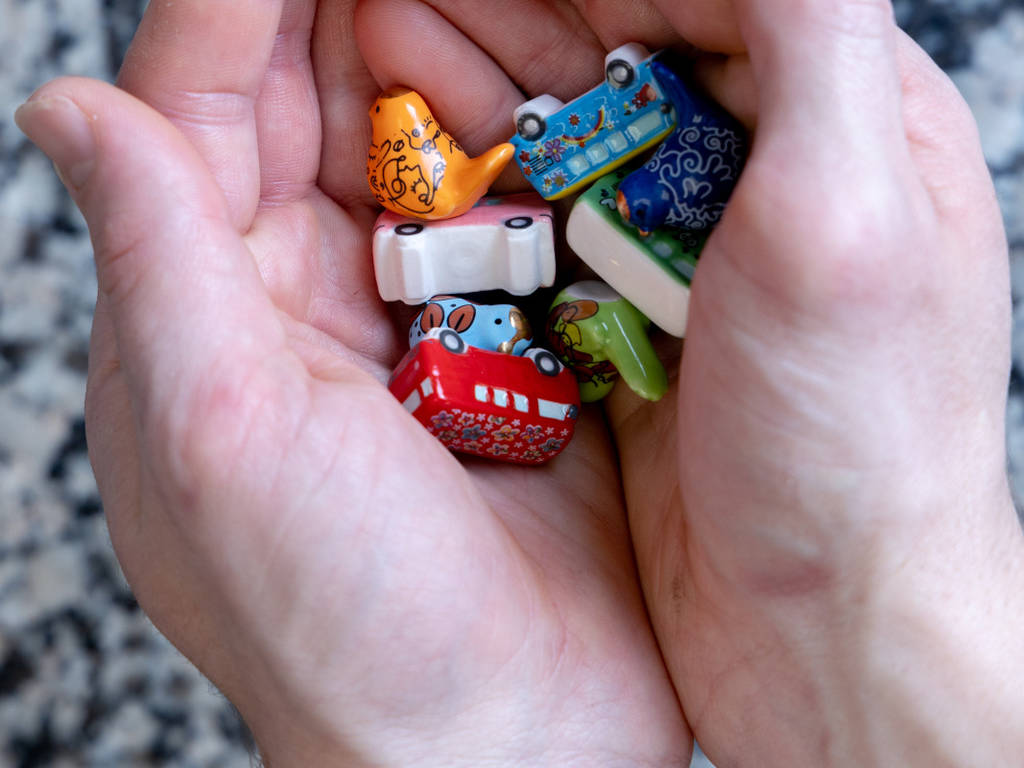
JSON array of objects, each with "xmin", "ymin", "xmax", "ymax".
[
  {"xmin": 20, "ymin": 0, "xmax": 1024, "ymax": 763},
  {"xmin": 14, "ymin": 1, "xmax": 693, "ymax": 765},
  {"xmin": 597, "ymin": 1, "xmax": 1024, "ymax": 765}
]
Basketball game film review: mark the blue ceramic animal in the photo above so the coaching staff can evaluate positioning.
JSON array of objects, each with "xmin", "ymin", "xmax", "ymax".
[
  {"xmin": 616, "ymin": 57, "xmax": 747, "ymax": 234},
  {"xmin": 409, "ymin": 297, "xmax": 533, "ymax": 355}
]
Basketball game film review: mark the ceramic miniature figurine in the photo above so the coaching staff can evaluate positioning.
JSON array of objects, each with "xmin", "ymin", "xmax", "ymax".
[
  {"xmin": 388, "ymin": 328, "xmax": 579, "ymax": 465},
  {"xmin": 508, "ymin": 43, "xmax": 677, "ymax": 200},
  {"xmin": 615, "ymin": 57, "xmax": 747, "ymax": 233},
  {"xmin": 372, "ymin": 193, "xmax": 556, "ymax": 303},
  {"xmin": 546, "ymin": 281, "xmax": 667, "ymax": 402},
  {"xmin": 410, "ymin": 297, "xmax": 533, "ymax": 356},
  {"xmin": 368, "ymin": 87, "xmax": 515, "ymax": 220},
  {"xmin": 566, "ymin": 167, "xmax": 707, "ymax": 337}
]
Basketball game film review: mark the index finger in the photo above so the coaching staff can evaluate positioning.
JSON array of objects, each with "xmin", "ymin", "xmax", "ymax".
[
  {"xmin": 117, "ymin": 0, "xmax": 287, "ymax": 230},
  {"xmin": 649, "ymin": 0, "xmax": 744, "ymax": 54}
]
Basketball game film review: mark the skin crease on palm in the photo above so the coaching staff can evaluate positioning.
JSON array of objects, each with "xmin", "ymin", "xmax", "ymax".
[{"xmin": 12, "ymin": 0, "xmax": 1024, "ymax": 765}]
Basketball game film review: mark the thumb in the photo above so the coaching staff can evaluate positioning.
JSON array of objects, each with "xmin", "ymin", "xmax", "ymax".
[
  {"xmin": 15, "ymin": 77, "xmax": 287, "ymax": 440},
  {"xmin": 734, "ymin": 0, "xmax": 907, "ymax": 175},
  {"xmin": 712, "ymin": 0, "xmax": 931, "ymax": 321}
]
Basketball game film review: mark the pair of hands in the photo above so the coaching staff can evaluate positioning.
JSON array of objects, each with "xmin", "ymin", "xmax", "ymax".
[{"xmin": 16, "ymin": 0, "xmax": 1024, "ymax": 765}]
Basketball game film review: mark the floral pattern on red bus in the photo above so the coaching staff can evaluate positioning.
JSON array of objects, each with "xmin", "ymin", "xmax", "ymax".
[{"xmin": 388, "ymin": 331, "xmax": 580, "ymax": 465}]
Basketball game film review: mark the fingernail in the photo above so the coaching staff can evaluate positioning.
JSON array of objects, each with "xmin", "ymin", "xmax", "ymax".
[{"xmin": 15, "ymin": 95, "xmax": 96, "ymax": 190}]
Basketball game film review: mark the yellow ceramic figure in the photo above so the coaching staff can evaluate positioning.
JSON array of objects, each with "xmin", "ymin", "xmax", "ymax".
[{"xmin": 367, "ymin": 87, "xmax": 514, "ymax": 221}]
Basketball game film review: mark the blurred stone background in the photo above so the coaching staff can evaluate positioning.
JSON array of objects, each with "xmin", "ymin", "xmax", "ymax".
[{"xmin": 1, "ymin": 1, "xmax": 1022, "ymax": 765}]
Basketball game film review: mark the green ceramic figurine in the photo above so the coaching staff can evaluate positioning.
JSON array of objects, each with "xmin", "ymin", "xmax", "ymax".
[
  {"xmin": 566, "ymin": 166, "xmax": 708, "ymax": 338},
  {"xmin": 546, "ymin": 280, "xmax": 668, "ymax": 402}
]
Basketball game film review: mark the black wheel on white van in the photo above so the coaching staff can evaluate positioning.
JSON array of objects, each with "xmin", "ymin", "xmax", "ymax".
[
  {"xmin": 604, "ymin": 43, "xmax": 650, "ymax": 89},
  {"xmin": 513, "ymin": 95, "xmax": 565, "ymax": 141}
]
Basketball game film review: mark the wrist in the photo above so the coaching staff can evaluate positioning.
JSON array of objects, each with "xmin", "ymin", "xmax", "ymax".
[
  {"xmin": 848, "ymin": 505, "xmax": 1024, "ymax": 767},
  {"xmin": 682, "ymin": 487, "xmax": 1024, "ymax": 768},
  {"xmin": 750, "ymin": 497, "xmax": 1024, "ymax": 767}
]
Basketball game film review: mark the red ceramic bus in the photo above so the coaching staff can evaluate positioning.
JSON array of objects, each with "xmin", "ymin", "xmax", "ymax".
[{"xmin": 388, "ymin": 329, "xmax": 580, "ymax": 465}]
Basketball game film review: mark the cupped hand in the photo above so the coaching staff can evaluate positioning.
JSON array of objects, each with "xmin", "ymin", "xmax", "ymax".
[
  {"xmin": 601, "ymin": 1, "xmax": 1024, "ymax": 765},
  {"xmin": 15, "ymin": 1, "xmax": 693, "ymax": 765}
]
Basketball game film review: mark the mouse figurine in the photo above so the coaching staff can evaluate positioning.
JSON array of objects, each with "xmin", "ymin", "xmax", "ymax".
[
  {"xmin": 616, "ymin": 57, "xmax": 747, "ymax": 234},
  {"xmin": 410, "ymin": 297, "xmax": 533, "ymax": 356},
  {"xmin": 546, "ymin": 281, "xmax": 667, "ymax": 402},
  {"xmin": 368, "ymin": 87, "xmax": 515, "ymax": 221}
]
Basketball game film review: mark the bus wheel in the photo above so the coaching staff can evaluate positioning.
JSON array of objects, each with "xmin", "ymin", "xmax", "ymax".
[
  {"xmin": 439, "ymin": 329, "xmax": 466, "ymax": 354},
  {"xmin": 530, "ymin": 349, "xmax": 561, "ymax": 376}
]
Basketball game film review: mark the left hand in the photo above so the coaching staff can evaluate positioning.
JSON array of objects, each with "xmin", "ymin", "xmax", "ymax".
[{"xmin": 17, "ymin": 1, "xmax": 694, "ymax": 765}]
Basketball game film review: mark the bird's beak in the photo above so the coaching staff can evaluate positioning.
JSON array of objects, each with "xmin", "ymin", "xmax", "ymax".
[{"xmin": 615, "ymin": 189, "xmax": 630, "ymax": 221}]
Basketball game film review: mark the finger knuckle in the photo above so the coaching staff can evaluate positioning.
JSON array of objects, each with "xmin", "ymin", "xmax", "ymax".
[
  {"xmin": 91, "ymin": 208, "xmax": 150, "ymax": 302},
  {"xmin": 804, "ymin": 199, "xmax": 924, "ymax": 307},
  {"xmin": 903, "ymin": 64, "xmax": 983, "ymax": 155},
  {"xmin": 737, "ymin": 164, "xmax": 930, "ymax": 311}
]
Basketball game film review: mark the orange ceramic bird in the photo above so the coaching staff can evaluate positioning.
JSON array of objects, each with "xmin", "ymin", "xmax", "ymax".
[{"xmin": 367, "ymin": 87, "xmax": 515, "ymax": 221}]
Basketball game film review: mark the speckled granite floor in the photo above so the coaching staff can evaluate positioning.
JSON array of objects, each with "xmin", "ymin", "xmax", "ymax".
[{"xmin": 1, "ymin": 1, "xmax": 1022, "ymax": 766}]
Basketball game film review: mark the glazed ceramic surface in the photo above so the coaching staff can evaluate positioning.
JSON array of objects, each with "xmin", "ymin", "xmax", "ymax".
[
  {"xmin": 388, "ymin": 331, "xmax": 580, "ymax": 465},
  {"xmin": 616, "ymin": 58, "xmax": 747, "ymax": 233},
  {"xmin": 567, "ymin": 167, "xmax": 706, "ymax": 337},
  {"xmin": 410, "ymin": 297, "xmax": 533, "ymax": 356},
  {"xmin": 546, "ymin": 281, "xmax": 667, "ymax": 402},
  {"xmin": 372, "ymin": 192, "xmax": 556, "ymax": 303},
  {"xmin": 509, "ymin": 43, "xmax": 677, "ymax": 200},
  {"xmin": 368, "ymin": 87, "xmax": 514, "ymax": 220}
]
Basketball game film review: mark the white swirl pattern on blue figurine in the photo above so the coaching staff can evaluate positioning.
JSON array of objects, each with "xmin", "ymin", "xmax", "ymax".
[
  {"xmin": 616, "ymin": 56, "xmax": 747, "ymax": 233},
  {"xmin": 647, "ymin": 122, "xmax": 746, "ymax": 229}
]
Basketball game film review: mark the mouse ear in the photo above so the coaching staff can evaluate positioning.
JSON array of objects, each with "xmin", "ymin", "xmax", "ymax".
[
  {"xmin": 446, "ymin": 303, "xmax": 477, "ymax": 332},
  {"xmin": 547, "ymin": 301, "xmax": 570, "ymax": 327},
  {"xmin": 565, "ymin": 299, "xmax": 600, "ymax": 321},
  {"xmin": 420, "ymin": 302, "xmax": 445, "ymax": 332}
]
